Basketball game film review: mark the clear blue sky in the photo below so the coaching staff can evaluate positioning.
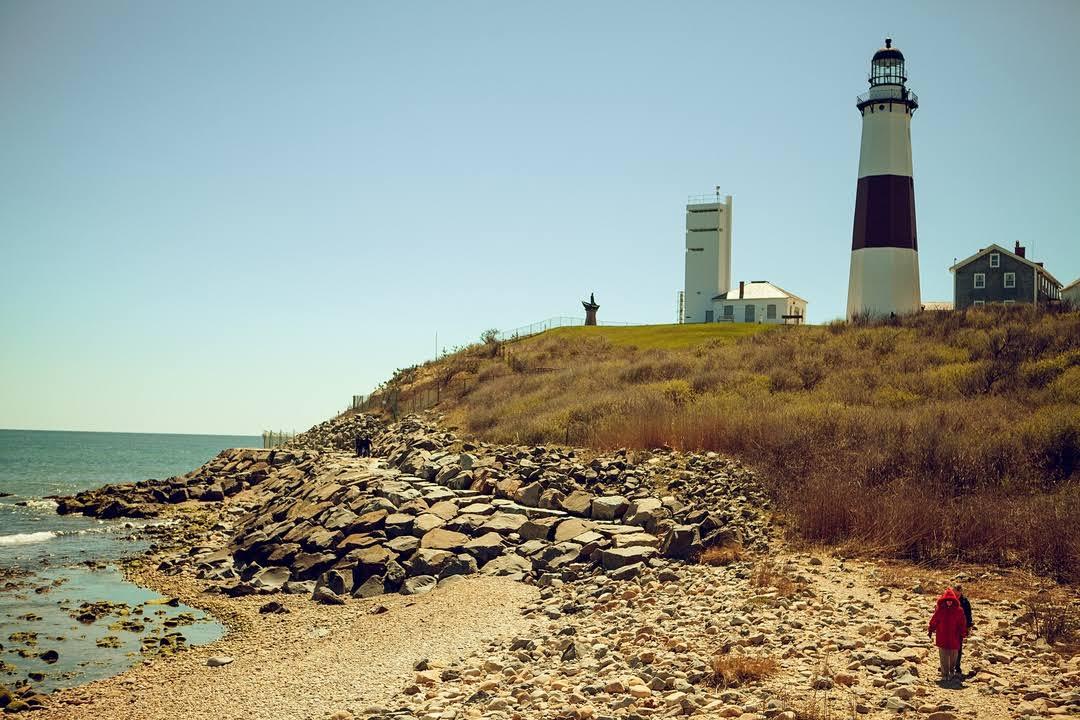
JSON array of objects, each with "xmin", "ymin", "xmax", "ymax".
[{"xmin": 1, "ymin": 1, "xmax": 1077, "ymax": 435}]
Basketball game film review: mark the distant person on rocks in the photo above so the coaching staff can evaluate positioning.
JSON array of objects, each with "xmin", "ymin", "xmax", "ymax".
[
  {"xmin": 357, "ymin": 435, "xmax": 372, "ymax": 457},
  {"xmin": 928, "ymin": 587, "xmax": 968, "ymax": 682},
  {"xmin": 354, "ymin": 435, "xmax": 364, "ymax": 458},
  {"xmin": 952, "ymin": 584, "xmax": 974, "ymax": 676}
]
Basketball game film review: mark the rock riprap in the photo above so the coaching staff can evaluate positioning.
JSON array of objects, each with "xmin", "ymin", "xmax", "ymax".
[{"xmin": 79, "ymin": 412, "xmax": 769, "ymax": 605}]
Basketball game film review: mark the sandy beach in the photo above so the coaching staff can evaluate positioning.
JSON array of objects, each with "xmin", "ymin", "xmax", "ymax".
[{"xmin": 37, "ymin": 568, "xmax": 536, "ymax": 720}]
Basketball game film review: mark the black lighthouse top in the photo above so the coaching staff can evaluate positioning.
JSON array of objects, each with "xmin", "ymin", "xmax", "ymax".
[
  {"xmin": 869, "ymin": 38, "xmax": 907, "ymax": 86},
  {"xmin": 857, "ymin": 37, "xmax": 918, "ymax": 113}
]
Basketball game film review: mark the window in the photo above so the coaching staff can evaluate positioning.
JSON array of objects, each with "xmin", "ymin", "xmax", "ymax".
[
  {"xmin": 767, "ymin": 304, "xmax": 777, "ymax": 320},
  {"xmin": 744, "ymin": 305, "xmax": 755, "ymax": 322},
  {"xmin": 974, "ymin": 273, "xmax": 986, "ymax": 289},
  {"xmin": 990, "ymin": 253, "xmax": 1000, "ymax": 268},
  {"xmin": 723, "ymin": 305, "xmax": 734, "ymax": 317},
  {"xmin": 1004, "ymin": 272, "xmax": 1016, "ymax": 288},
  {"xmin": 705, "ymin": 310, "xmax": 714, "ymax": 323},
  {"xmin": 973, "ymin": 300, "xmax": 985, "ymax": 307}
]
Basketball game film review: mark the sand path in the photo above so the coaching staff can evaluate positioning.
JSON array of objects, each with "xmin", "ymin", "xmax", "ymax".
[{"xmin": 38, "ymin": 574, "xmax": 537, "ymax": 720}]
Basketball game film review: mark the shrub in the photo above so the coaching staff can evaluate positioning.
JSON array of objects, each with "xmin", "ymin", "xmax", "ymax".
[
  {"xmin": 700, "ymin": 543, "xmax": 743, "ymax": 566},
  {"xmin": 708, "ymin": 653, "xmax": 778, "ymax": 688}
]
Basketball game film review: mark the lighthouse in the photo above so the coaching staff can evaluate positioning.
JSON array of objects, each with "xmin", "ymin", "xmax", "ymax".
[{"xmin": 847, "ymin": 38, "xmax": 921, "ymax": 320}]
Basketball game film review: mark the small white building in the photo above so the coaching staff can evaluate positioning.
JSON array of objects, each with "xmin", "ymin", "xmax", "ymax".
[
  {"xmin": 683, "ymin": 193, "xmax": 732, "ymax": 323},
  {"xmin": 712, "ymin": 281, "xmax": 807, "ymax": 324},
  {"xmin": 1063, "ymin": 278, "xmax": 1080, "ymax": 306}
]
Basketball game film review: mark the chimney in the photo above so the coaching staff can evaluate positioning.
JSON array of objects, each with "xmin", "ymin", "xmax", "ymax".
[
  {"xmin": 739, "ymin": 281, "xmax": 744, "ymax": 299},
  {"xmin": 1014, "ymin": 241, "xmax": 1026, "ymax": 258}
]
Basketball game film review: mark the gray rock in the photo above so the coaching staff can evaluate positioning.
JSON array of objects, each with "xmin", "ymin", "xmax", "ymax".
[
  {"xmin": 438, "ymin": 553, "xmax": 478, "ymax": 579},
  {"xmin": 402, "ymin": 575, "xmax": 437, "ymax": 595},
  {"xmin": 554, "ymin": 518, "xmax": 595, "ymax": 542},
  {"xmin": 481, "ymin": 553, "xmax": 532, "ymax": 578},
  {"xmin": 420, "ymin": 528, "xmax": 469, "ymax": 551},
  {"xmin": 559, "ymin": 490, "xmax": 594, "ymax": 517},
  {"xmin": 352, "ymin": 575, "xmax": 386, "ymax": 599},
  {"xmin": 407, "ymin": 548, "xmax": 455, "ymax": 576},
  {"xmin": 519, "ymin": 516, "xmax": 560, "ymax": 541},
  {"xmin": 462, "ymin": 532, "xmax": 505, "ymax": 564},
  {"xmin": 660, "ymin": 524, "xmax": 702, "ymax": 560},
  {"xmin": 591, "ymin": 495, "xmax": 629, "ymax": 521},
  {"xmin": 481, "ymin": 512, "xmax": 528, "ymax": 535},
  {"xmin": 601, "ymin": 546, "xmax": 656, "ymax": 570},
  {"xmin": 207, "ymin": 656, "xmax": 234, "ymax": 667},
  {"xmin": 252, "ymin": 566, "xmax": 291, "ymax": 591},
  {"xmin": 312, "ymin": 586, "xmax": 345, "ymax": 605}
]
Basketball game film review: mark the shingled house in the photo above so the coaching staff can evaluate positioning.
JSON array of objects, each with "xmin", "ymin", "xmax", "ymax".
[{"xmin": 949, "ymin": 242, "xmax": 1062, "ymax": 310}]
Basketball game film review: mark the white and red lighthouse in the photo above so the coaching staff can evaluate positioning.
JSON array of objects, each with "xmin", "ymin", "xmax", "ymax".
[{"xmin": 846, "ymin": 38, "xmax": 921, "ymax": 320}]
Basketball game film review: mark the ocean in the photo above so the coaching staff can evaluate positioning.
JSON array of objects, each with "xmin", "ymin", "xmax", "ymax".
[{"xmin": 0, "ymin": 429, "xmax": 258, "ymax": 692}]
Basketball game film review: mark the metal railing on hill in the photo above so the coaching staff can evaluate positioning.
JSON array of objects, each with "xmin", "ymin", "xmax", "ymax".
[{"xmin": 495, "ymin": 316, "xmax": 636, "ymax": 342}]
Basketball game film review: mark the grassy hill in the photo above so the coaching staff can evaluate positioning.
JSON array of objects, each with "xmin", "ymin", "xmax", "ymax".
[{"xmin": 367, "ymin": 308, "xmax": 1080, "ymax": 580}]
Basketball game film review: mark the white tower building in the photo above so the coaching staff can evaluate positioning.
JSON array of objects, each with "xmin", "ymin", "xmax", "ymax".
[
  {"xmin": 684, "ymin": 192, "xmax": 732, "ymax": 323},
  {"xmin": 847, "ymin": 38, "xmax": 921, "ymax": 320}
]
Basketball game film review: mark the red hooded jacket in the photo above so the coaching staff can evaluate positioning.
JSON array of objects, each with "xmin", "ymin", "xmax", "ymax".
[{"xmin": 929, "ymin": 588, "xmax": 969, "ymax": 650}]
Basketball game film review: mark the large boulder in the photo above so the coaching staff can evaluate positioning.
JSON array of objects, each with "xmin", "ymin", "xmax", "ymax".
[
  {"xmin": 519, "ymin": 516, "xmax": 560, "ymax": 541},
  {"xmin": 462, "ymin": 532, "xmax": 505, "ymax": 564},
  {"xmin": 407, "ymin": 548, "xmax": 455, "ymax": 577},
  {"xmin": 292, "ymin": 552, "xmax": 337, "ymax": 580},
  {"xmin": 513, "ymin": 482, "xmax": 543, "ymax": 507},
  {"xmin": 252, "ymin": 566, "xmax": 291, "ymax": 591},
  {"xmin": 420, "ymin": 528, "xmax": 469, "ymax": 551},
  {"xmin": 316, "ymin": 568, "xmax": 353, "ymax": 597},
  {"xmin": 481, "ymin": 553, "xmax": 532, "ymax": 578},
  {"xmin": 438, "ymin": 553, "xmax": 478, "ymax": 579},
  {"xmin": 312, "ymin": 586, "xmax": 345, "ymax": 605},
  {"xmin": 481, "ymin": 513, "xmax": 528, "ymax": 535},
  {"xmin": 554, "ymin": 518, "xmax": 595, "ymax": 542},
  {"xmin": 559, "ymin": 491, "xmax": 594, "ymax": 517},
  {"xmin": 384, "ymin": 513, "xmax": 415, "ymax": 538},
  {"xmin": 402, "ymin": 575, "xmax": 437, "ymax": 595},
  {"xmin": 413, "ymin": 513, "xmax": 446, "ymax": 534},
  {"xmin": 601, "ymin": 546, "xmax": 656, "ymax": 571},
  {"xmin": 591, "ymin": 495, "xmax": 629, "ymax": 521},
  {"xmin": 659, "ymin": 524, "xmax": 702, "ymax": 560}
]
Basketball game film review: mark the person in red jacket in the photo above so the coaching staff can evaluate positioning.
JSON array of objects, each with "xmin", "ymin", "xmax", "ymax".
[{"xmin": 928, "ymin": 587, "xmax": 969, "ymax": 682}]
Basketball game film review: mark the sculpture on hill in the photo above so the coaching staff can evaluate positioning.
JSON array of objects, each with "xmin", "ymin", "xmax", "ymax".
[{"xmin": 582, "ymin": 293, "xmax": 599, "ymax": 326}]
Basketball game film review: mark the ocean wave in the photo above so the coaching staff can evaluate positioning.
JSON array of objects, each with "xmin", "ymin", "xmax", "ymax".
[
  {"xmin": 0, "ymin": 531, "xmax": 58, "ymax": 546},
  {"xmin": 24, "ymin": 499, "xmax": 59, "ymax": 511}
]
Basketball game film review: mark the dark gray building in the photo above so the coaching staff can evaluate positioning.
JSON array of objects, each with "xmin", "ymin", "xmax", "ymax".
[{"xmin": 950, "ymin": 242, "xmax": 1062, "ymax": 310}]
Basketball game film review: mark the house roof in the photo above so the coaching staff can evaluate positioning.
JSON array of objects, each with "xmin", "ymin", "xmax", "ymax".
[
  {"xmin": 948, "ymin": 243, "xmax": 1063, "ymax": 287},
  {"xmin": 713, "ymin": 281, "xmax": 808, "ymax": 304},
  {"xmin": 1063, "ymin": 277, "xmax": 1080, "ymax": 294}
]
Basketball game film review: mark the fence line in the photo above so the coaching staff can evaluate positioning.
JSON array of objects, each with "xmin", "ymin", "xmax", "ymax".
[
  {"xmin": 262, "ymin": 430, "xmax": 296, "ymax": 448},
  {"xmin": 495, "ymin": 316, "xmax": 636, "ymax": 342}
]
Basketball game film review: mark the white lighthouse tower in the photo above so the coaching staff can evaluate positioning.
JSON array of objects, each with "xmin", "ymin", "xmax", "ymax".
[{"xmin": 846, "ymin": 38, "xmax": 921, "ymax": 321}]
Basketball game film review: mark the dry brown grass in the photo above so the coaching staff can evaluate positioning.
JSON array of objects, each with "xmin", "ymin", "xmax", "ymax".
[
  {"xmin": 699, "ymin": 543, "xmax": 744, "ymax": 566},
  {"xmin": 752, "ymin": 560, "xmax": 801, "ymax": 597},
  {"xmin": 1022, "ymin": 592, "xmax": 1079, "ymax": 646},
  {"xmin": 368, "ymin": 307, "xmax": 1080, "ymax": 581},
  {"xmin": 708, "ymin": 653, "xmax": 778, "ymax": 688}
]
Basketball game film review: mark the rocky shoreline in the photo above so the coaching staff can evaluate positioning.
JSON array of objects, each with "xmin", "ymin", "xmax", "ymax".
[{"xmin": 10, "ymin": 412, "xmax": 1079, "ymax": 719}]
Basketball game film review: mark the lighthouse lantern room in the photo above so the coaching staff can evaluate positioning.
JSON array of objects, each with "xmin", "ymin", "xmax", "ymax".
[{"xmin": 846, "ymin": 38, "xmax": 921, "ymax": 320}]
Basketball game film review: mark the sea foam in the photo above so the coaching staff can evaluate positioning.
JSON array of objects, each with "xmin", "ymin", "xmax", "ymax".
[{"xmin": 0, "ymin": 530, "xmax": 58, "ymax": 545}]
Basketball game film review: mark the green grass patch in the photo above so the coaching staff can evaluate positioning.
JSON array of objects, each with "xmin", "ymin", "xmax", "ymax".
[{"xmin": 538, "ymin": 322, "xmax": 773, "ymax": 350}]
